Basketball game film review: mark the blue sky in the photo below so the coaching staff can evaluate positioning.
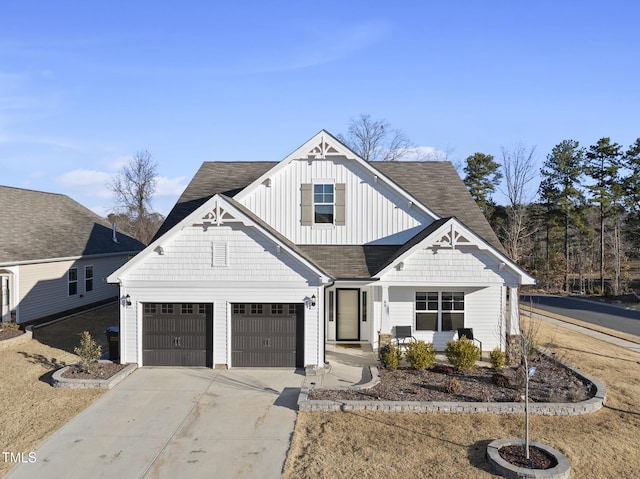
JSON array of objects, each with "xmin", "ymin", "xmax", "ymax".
[{"xmin": 1, "ymin": 1, "xmax": 639, "ymax": 216}]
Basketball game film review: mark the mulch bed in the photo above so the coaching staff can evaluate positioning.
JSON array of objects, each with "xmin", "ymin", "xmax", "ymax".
[
  {"xmin": 61, "ymin": 362, "xmax": 128, "ymax": 380},
  {"xmin": 309, "ymin": 352, "xmax": 595, "ymax": 403},
  {"xmin": 499, "ymin": 444, "xmax": 557, "ymax": 469},
  {"xmin": 0, "ymin": 329, "xmax": 24, "ymax": 341}
]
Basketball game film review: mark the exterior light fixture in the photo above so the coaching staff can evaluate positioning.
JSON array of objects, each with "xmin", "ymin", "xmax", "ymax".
[
  {"xmin": 311, "ymin": 294, "xmax": 316, "ymax": 307},
  {"xmin": 125, "ymin": 294, "xmax": 132, "ymax": 306}
]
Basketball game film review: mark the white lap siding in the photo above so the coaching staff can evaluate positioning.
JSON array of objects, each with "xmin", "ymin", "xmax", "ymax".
[
  {"xmin": 116, "ymin": 223, "xmax": 322, "ymax": 367},
  {"xmin": 388, "ymin": 286, "xmax": 502, "ymax": 351}
]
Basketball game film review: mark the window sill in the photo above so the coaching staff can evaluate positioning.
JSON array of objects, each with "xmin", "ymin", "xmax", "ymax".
[{"xmin": 311, "ymin": 224, "xmax": 336, "ymax": 230}]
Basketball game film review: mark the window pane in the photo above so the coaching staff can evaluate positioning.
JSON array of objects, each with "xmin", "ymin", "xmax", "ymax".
[
  {"xmin": 68, "ymin": 269, "xmax": 77, "ymax": 281},
  {"xmin": 314, "ymin": 184, "xmax": 323, "ymax": 194},
  {"xmin": 314, "ymin": 205, "xmax": 334, "ymax": 223},
  {"xmin": 69, "ymin": 282, "xmax": 77, "ymax": 296},
  {"xmin": 416, "ymin": 312, "xmax": 437, "ymax": 331},
  {"xmin": 442, "ymin": 313, "xmax": 464, "ymax": 331}
]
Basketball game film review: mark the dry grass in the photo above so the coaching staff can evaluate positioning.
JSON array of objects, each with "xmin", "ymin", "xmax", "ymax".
[
  {"xmin": 0, "ymin": 304, "xmax": 118, "ymax": 477},
  {"xmin": 283, "ymin": 320, "xmax": 640, "ymax": 478}
]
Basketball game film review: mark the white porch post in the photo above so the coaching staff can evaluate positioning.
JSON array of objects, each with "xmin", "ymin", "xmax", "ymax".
[
  {"xmin": 316, "ymin": 285, "xmax": 325, "ymax": 366},
  {"xmin": 509, "ymin": 285, "xmax": 520, "ymax": 335},
  {"xmin": 381, "ymin": 285, "xmax": 390, "ymax": 333}
]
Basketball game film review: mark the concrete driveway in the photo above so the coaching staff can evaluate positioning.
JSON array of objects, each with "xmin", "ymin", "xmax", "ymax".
[{"xmin": 7, "ymin": 368, "xmax": 303, "ymax": 479}]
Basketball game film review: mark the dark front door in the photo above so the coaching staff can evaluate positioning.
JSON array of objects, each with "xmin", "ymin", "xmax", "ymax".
[
  {"xmin": 231, "ymin": 303, "xmax": 304, "ymax": 367},
  {"xmin": 142, "ymin": 303, "xmax": 213, "ymax": 367},
  {"xmin": 337, "ymin": 289, "xmax": 359, "ymax": 341}
]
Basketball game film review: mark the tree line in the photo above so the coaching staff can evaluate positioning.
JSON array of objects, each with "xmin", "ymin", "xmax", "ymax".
[{"xmin": 463, "ymin": 137, "xmax": 640, "ymax": 295}]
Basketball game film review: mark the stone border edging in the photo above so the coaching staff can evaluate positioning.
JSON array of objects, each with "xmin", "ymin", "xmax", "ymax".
[
  {"xmin": 299, "ymin": 356, "xmax": 606, "ymax": 415},
  {"xmin": 0, "ymin": 328, "xmax": 32, "ymax": 350},
  {"xmin": 486, "ymin": 438, "xmax": 571, "ymax": 479},
  {"xmin": 52, "ymin": 361, "xmax": 137, "ymax": 389}
]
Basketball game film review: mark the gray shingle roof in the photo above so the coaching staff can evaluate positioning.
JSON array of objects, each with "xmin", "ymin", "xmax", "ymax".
[
  {"xmin": 150, "ymin": 158, "xmax": 505, "ymax": 278},
  {"xmin": 373, "ymin": 162, "xmax": 504, "ymax": 252},
  {"xmin": 0, "ymin": 186, "xmax": 145, "ymax": 264}
]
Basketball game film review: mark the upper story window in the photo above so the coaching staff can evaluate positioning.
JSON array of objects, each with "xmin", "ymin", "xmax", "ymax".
[{"xmin": 314, "ymin": 184, "xmax": 334, "ymax": 224}]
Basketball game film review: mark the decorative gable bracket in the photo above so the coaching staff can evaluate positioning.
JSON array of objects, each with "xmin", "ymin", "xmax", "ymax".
[
  {"xmin": 305, "ymin": 133, "xmax": 344, "ymax": 160},
  {"xmin": 193, "ymin": 200, "xmax": 240, "ymax": 229},
  {"xmin": 434, "ymin": 223, "xmax": 481, "ymax": 250}
]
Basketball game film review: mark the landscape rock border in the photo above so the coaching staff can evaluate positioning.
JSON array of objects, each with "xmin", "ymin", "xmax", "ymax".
[
  {"xmin": 0, "ymin": 328, "xmax": 32, "ymax": 350},
  {"xmin": 486, "ymin": 438, "xmax": 571, "ymax": 479},
  {"xmin": 299, "ymin": 353, "xmax": 606, "ymax": 415},
  {"xmin": 52, "ymin": 361, "xmax": 137, "ymax": 389}
]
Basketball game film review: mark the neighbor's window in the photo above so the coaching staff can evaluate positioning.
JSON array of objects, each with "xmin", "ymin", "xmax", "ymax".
[
  {"xmin": 68, "ymin": 268, "xmax": 78, "ymax": 296},
  {"xmin": 314, "ymin": 184, "xmax": 334, "ymax": 224},
  {"xmin": 416, "ymin": 292, "xmax": 464, "ymax": 331},
  {"xmin": 85, "ymin": 266, "xmax": 94, "ymax": 292}
]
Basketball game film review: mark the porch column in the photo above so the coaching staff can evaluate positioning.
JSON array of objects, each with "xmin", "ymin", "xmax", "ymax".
[
  {"xmin": 316, "ymin": 286, "xmax": 325, "ymax": 366},
  {"xmin": 506, "ymin": 285, "xmax": 522, "ymax": 366},
  {"xmin": 508, "ymin": 286, "xmax": 520, "ymax": 334},
  {"xmin": 381, "ymin": 285, "xmax": 390, "ymax": 333}
]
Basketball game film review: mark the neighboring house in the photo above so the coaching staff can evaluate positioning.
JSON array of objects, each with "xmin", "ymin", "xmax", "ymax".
[
  {"xmin": 0, "ymin": 186, "xmax": 145, "ymax": 324},
  {"xmin": 108, "ymin": 131, "xmax": 534, "ymax": 369}
]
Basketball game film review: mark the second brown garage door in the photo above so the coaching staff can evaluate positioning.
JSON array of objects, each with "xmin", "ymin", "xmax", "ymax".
[{"xmin": 231, "ymin": 303, "xmax": 304, "ymax": 368}]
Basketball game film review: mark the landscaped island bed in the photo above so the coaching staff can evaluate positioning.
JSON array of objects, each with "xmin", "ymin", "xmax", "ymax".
[{"xmin": 309, "ymin": 352, "xmax": 594, "ymax": 403}]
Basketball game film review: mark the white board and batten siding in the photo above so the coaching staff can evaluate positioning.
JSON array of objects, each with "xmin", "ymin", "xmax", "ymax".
[
  {"xmin": 116, "ymin": 222, "xmax": 323, "ymax": 367},
  {"xmin": 238, "ymin": 157, "xmax": 433, "ymax": 245}
]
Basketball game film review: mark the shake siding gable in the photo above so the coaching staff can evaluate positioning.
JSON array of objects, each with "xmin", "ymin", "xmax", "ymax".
[{"xmin": 124, "ymin": 224, "xmax": 315, "ymax": 284}]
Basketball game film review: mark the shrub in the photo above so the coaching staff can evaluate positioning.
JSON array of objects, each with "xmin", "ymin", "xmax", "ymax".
[
  {"xmin": 445, "ymin": 378, "xmax": 462, "ymax": 394},
  {"xmin": 379, "ymin": 344, "xmax": 401, "ymax": 371},
  {"xmin": 445, "ymin": 337, "xmax": 481, "ymax": 373},
  {"xmin": 405, "ymin": 340, "xmax": 436, "ymax": 372},
  {"xmin": 489, "ymin": 347, "xmax": 506, "ymax": 371},
  {"xmin": 1, "ymin": 321, "xmax": 19, "ymax": 331},
  {"xmin": 74, "ymin": 331, "xmax": 102, "ymax": 371}
]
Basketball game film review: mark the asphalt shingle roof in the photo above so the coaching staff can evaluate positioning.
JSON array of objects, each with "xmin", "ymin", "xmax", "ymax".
[
  {"xmin": 0, "ymin": 186, "xmax": 145, "ymax": 264},
  {"xmin": 151, "ymin": 159, "xmax": 505, "ymax": 277}
]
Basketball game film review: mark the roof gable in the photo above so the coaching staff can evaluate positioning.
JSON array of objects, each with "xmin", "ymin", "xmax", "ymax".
[
  {"xmin": 109, "ymin": 193, "xmax": 331, "ymax": 283},
  {"xmin": 375, "ymin": 217, "xmax": 535, "ymax": 284},
  {"xmin": 0, "ymin": 186, "xmax": 144, "ymax": 264}
]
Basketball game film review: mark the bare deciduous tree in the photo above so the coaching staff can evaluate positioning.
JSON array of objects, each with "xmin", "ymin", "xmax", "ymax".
[
  {"xmin": 338, "ymin": 113, "xmax": 412, "ymax": 162},
  {"xmin": 500, "ymin": 143, "xmax": 538, "ymax": 262},
  {"xmin": 108, "ymin": 150, "xmax": 162, "ymax": 245}
]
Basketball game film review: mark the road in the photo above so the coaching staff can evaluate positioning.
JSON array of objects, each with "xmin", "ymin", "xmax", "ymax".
[{"xmin": 521, "ymin": 294, "xmax": 640, "ymax": 337}]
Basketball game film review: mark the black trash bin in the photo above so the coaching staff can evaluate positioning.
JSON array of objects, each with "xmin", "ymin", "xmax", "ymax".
[{"xmin": 105, "ymin": 327, "xmax": 120, "ymax": 361}]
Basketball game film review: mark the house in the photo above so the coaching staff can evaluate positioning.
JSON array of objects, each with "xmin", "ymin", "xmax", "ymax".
[
  {"xmin": 0, "ymin": 186, "xmax": 145, "ymax": 324},
  {"xmin": 107, "ymin": 131, "xmax": 535, "ymax": 369}
]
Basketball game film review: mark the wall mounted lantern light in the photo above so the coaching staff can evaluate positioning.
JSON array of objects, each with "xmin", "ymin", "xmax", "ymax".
[
  {"xmin": 311, "ymin": 294, "xmax": 317, "ymax": 307},
  {"xmin": 125, "ymin": 294, "xmax": 132, "ymax": 306}
]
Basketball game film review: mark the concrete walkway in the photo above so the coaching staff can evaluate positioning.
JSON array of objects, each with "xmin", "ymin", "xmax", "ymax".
[{"xmin": 7, "ymin": 368, "xmax": 304, "ymax": 479}]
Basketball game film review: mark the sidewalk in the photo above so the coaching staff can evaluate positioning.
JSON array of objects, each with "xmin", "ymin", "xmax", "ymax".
[{"xmin": 527, "ymin": 309, "xmax": 640, "ymax": 354}]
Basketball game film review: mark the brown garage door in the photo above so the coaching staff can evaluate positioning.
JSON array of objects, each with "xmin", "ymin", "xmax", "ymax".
[
  {"xmin": 143, "ymin": 303, "xmax": 213, "ymax": 366},
  {"xmin": 231, "ymin": 303, "xmax": 304, "ymax": 368}
]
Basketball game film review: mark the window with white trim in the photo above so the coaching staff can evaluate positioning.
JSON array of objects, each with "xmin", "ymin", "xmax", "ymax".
[
  {"xmin": 68, "ymin": 268, "xmax": 78, "ymax": 296},
  {"xmin": 85, "ymin": 265, "xmax": 94, "ymax": 292},
  {"xmin": 415, "ymin": 292, "xmax": 464, "ymax": 331},
  {"xmin": 313, "ymin": 184, "xmax": 334, "ymax": 224}
]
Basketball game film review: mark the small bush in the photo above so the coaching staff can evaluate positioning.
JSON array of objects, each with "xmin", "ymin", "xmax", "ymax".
[
  {"xmin": 74, "ymin": 331, "xmax": 102, "ymax": 371},
  {"xmin": 1, "ymin": 321, "xmax": 19, "ymax": 331},
  {"xmin": 405, "ymin": 340, "xmax": 436, "ymax": 371},
  {"xmin": 489, "ymin": 347, "xmax": 506, "ymax": 371},
  {"xmin": 445, "ymin": 337, "xmax": 481, "ymax": 373},
  {"xmin": 379, "ymin": 344, "xmax": 401, "ymax": 371},
  {"xmin": 446, "ymin": 378, "xmax": 462, "ymax": 394}
]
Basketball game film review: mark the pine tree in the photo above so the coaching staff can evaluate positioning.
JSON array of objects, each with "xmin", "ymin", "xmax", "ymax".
[{"xmin": 463, "ymin": 152, "xmax": 502, "ymax": 218}]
